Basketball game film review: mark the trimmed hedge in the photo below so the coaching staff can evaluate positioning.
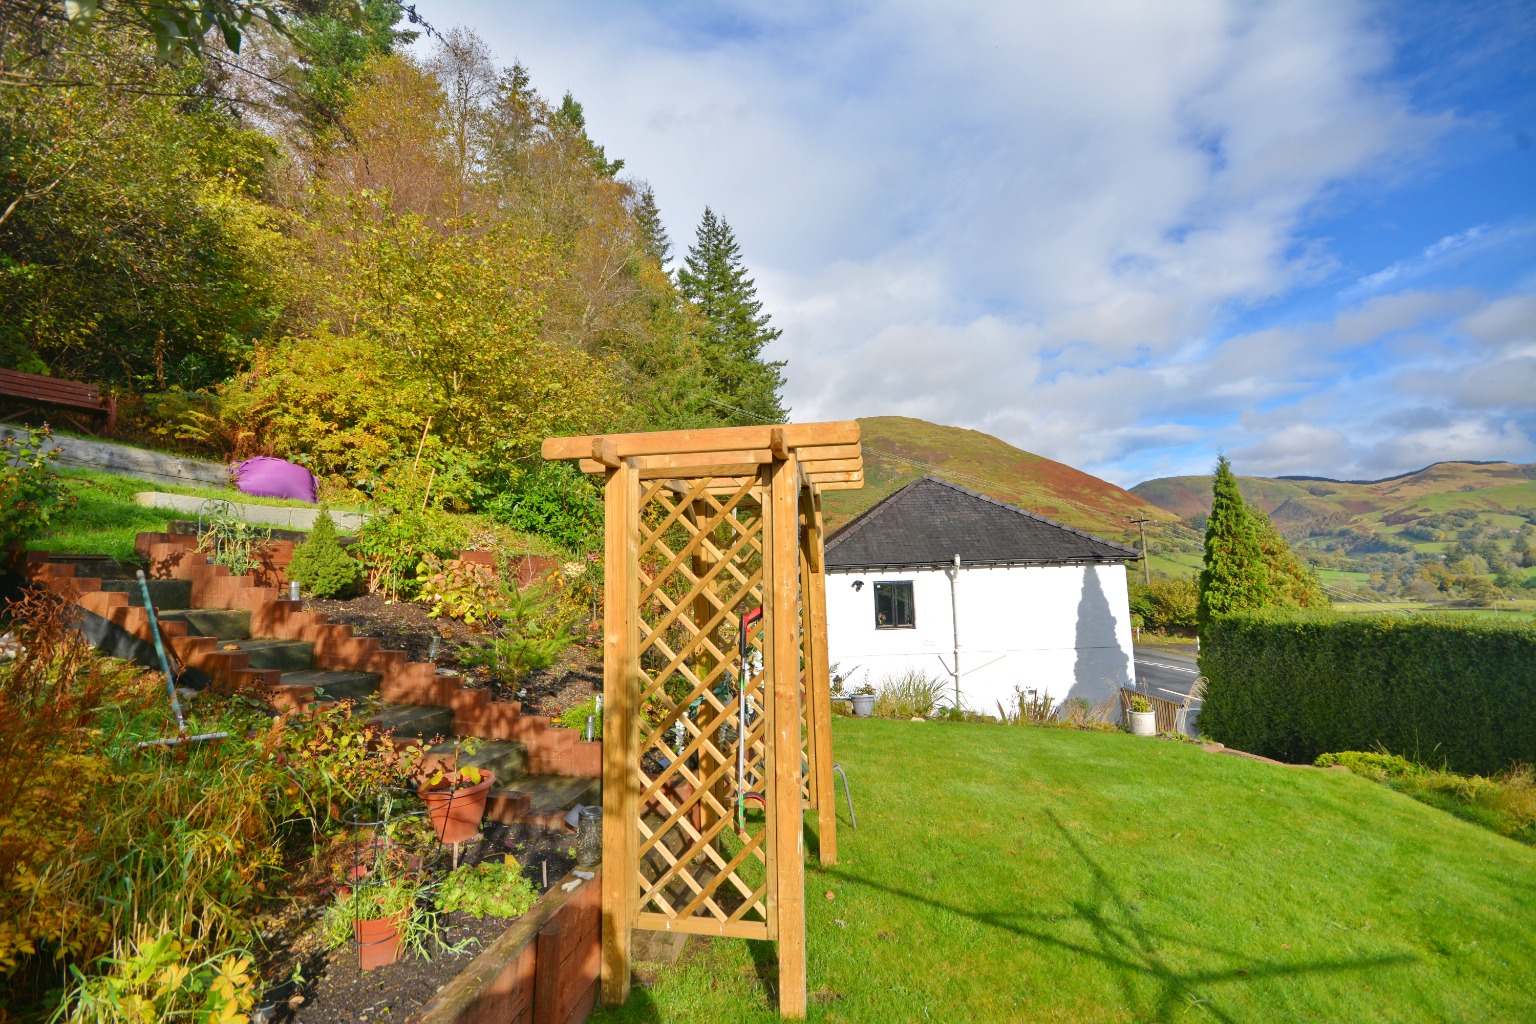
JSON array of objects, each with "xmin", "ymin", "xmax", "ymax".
[{"xmin": 1200, "ymin": 611, "xmax": 1536, "ymax": 775}]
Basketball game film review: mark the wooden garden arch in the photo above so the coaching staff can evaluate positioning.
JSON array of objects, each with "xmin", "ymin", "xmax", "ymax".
[{"xmin": 542, "ymin": 421, "xmax": 863, "ymax": 1018}]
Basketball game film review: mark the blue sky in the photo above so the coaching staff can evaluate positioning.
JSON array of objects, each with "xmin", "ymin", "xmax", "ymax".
[{"xmin": 416, "ymin": 1, "xmax": 1534, "ymax": 487}]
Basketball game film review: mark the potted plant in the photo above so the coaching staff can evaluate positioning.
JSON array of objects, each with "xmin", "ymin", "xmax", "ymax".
[
  {"xmin": 850, "ymin": 682, "xmax": 876, "ymax": 718},
  {"xmin": 323, "ymin": 874, "xmax": 422, "ymax": 971},
  {"xmin": 1127, "ymin": 693, "xmax": 1156, "ymax": 737},
  {"xmin": 418, "ymin": 738, "xmax": 495, "ymax": 846}
]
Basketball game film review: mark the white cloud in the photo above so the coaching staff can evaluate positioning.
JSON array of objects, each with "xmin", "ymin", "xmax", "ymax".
[{"xmin": 414, "ymin": 0, "xmax": 1528, "ymax": 485}]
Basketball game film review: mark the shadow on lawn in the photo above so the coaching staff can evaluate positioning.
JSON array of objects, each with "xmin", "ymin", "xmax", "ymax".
[{"xmin": 822, "ymin": 808, "xmax": 1415, "ymax": 1023}]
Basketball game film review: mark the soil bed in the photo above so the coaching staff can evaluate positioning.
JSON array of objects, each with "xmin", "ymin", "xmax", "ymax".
[
  {"xmin": 257, "ymin": 822, "xmax": 578, "ymax": 1024},
  {"xmin": 307, "ymin": 593, "xmax": 602, "ymax": 719}
]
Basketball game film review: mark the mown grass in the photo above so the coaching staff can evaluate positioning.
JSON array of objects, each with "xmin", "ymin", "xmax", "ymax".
[{"xmin": 592, "ymin": 719, "xmax": 1536, "ymax": 1024}]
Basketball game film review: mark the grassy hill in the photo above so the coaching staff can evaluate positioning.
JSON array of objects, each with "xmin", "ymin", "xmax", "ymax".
[
  {"xmin": 823, "ymin": 417, "xmax": 1175, "ymax": 536},
  {"xmin": 1132, "ymin": 461, "xmax": 1536, "ymax": 605}
]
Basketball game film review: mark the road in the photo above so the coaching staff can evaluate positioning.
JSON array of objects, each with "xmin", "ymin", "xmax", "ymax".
[
  {"xmin": 1132, "ymin": 646, "xmax": 1202, "ymax": 735},
  {"xmin": 1132, "ymin": 645, "xmax": 1200, "ymax": 701}
]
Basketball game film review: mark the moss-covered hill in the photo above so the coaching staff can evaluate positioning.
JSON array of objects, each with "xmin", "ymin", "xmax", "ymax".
[{"xmin": 822, "ymin": 416, "xmax": 1175, "ymax": 535}]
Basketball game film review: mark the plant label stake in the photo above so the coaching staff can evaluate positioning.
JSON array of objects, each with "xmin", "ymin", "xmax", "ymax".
[
  {"xmin": 134, "ymin": 570, "xmax": 228, "ymax": 749},
  {"xmin": 737, "ymin": 604, "xmax": 763, "ymax": 834}
]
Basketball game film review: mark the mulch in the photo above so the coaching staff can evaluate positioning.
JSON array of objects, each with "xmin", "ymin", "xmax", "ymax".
[{"xmin": 305, "ymin": 593, "xmax": 603, "ymax": 719}]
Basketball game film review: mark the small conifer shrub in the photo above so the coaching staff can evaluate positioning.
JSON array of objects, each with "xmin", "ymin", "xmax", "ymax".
[{"xmin": 287, "ymin": 509, "xmax": 360, "ymax": 598}]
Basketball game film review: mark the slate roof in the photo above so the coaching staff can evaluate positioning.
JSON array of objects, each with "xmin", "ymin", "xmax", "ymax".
[{"xmin": 824, "ymin": 476, "xmax": 1140, "ymax": 570}]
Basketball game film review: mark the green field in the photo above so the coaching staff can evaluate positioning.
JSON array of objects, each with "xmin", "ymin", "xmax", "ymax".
[{"xmin": 592, "ymin": 719, "xmax": 1536, "ymax": 1024}]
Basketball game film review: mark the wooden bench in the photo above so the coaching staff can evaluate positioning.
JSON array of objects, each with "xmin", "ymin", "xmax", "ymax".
[{"xmin": 0, "ymin": 367, "xmax": 116, "ymax": 435}]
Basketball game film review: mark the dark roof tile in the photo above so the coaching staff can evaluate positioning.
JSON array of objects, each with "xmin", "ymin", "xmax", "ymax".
[{"xmin": 825, "ymin": 476, "xmax": 1139, "ymax": 570}]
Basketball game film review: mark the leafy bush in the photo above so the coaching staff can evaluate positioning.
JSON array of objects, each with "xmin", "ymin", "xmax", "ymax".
[
  {"xmin": 286, "ymin": 509, "xmax": 360, "ymax": 598},
  {"xmin": 416, "ymin": 554, "xmax": 502, "ymax": 624},
  {"xmin": 354, "ymin": 506, "xmax": 467, "ymax": 600},
  {"xmin": 1200, "ymin": 610, "xmax": 1536, "ymax": 775},
  {"xmin": 486, "ymin": 461, "xmax": 604, "ymax": 552},
  {"xmin": 873, "ymin": 668, "xmax": 949, "ymax": 719},
  {"xmin": 195, "ymin": 500, "xmax": 269, "ymax": 577},
  {"xmin": 434, "ymin": 857, "xmax": 538, "ymax": 919},
  {"xmin": 0, "ymin": 426, "xmax": 75, "ymax": 549},
  {"xmin": 62, "ymin": 932, "xmax": 256, "ymax": 1024}
]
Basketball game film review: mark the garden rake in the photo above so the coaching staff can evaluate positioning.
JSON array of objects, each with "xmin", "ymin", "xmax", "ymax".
[{"xmin": 134, "ymin": 570, "xmax": 229, "ymax": 750}]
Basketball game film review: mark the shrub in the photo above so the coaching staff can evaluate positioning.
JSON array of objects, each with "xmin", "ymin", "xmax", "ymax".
[
  {"xmin": 434, "ymin": 857, "xmax": 538, "ymax": 919},
  {"xmin": 416, "ymin": 554, "xmax": 501, "ymax": 624},
  {"xmin": 486, "ymin": 461, "xmax": 603, "ymax": 553},
  {"xmin": 1200, "ymin": 610, "xmax": 1536, "ymax": 775},
  {"xmin": 873, "ymin": 668, "xmax": 949, "ymax": 719},
  {"xmin": 0, "ymin": 426, "xmax": 75, "ymax": 549},
  {"xmin": 286, "ymin": 509, "xmax": 360, "ymax": 598},
  {"xmin": 1313, "ymin": 750, "xmax": 1424, "ymax": 781}
]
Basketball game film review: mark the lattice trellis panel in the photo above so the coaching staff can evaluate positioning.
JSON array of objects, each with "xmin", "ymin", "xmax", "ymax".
[{"xmin": 629, "ymin": 473, "xmax": 798, "ymax": 935}]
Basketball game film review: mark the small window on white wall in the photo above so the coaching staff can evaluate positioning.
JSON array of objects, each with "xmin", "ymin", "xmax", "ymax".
[{"xmin": 874, "ymin": 581, "xmax": 915, "ymax": 628}]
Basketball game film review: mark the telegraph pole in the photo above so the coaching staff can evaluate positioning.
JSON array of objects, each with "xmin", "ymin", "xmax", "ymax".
[{"xmin": 1125, "ymin": 516, "xmax": 1152, "ymax": 585}]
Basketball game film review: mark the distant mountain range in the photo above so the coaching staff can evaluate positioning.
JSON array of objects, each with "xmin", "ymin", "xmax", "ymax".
[
  {"xmin": 824, "ymin": 417, "xmax": 1173, "ymax": 535},
  {"xmin": 1130, "ymin": 462, "xmax": 1536, "ymax": 536}
]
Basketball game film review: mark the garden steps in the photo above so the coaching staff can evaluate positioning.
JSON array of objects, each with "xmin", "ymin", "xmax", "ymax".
[
  {"xmin": 98, "ymin": 578, "xmax": 194, "ymax": 609},
  {"xmin": 28, "ymin": 537, "xmax": 603, "ymax": 829}
]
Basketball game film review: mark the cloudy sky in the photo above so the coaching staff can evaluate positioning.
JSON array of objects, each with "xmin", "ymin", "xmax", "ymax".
[{"xmin": 417, "ymin": 1, "xmax": 1535, "ymax": 487}]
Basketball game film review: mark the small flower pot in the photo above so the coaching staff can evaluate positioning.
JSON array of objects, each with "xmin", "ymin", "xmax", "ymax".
[
  {"xmin": 422, "ymin": 771, "xmax": 496, "ymax": 844},
  {"xmin": 851, "ymin": 695, "xmax": 875, "ymax": 717},
  {"xmin": 1128, "ymin": 710, "xmax": 1156, "ymax": 737},
  {"xmin": 354, "ymin": 913, "xmax": 404, "ymax": 971}
]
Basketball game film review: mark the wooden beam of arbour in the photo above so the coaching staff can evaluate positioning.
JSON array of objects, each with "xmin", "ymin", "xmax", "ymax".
[
  {"xmin": 766, "ymin": 456, "xmax": 808, "ymax": 1017},
  {"xmin": 544, "ymin": 421, "xmax": 860, "ymax": 462},
  {"xmin": 576, "ymin": 448, "xmax": 862, "ymax": 478},
  {"xmin": 600, "ymin": 458, "xmax": 641, "ymax": 1008},
  {"xmin": 800, "ymin": 487, "xmax": 837, "ymax": 864}
]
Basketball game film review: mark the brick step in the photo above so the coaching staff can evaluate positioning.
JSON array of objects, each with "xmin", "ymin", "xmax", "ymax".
[
  {"xmin": 99, "ymin": 578, "xmax": 194, "ymax": 610},
  {"xmin": 158, "ymin": 609, "xmax": 253, "ymax": 641},
  {"xmin": 213, "ymin": 638, "xmax": 314, "ymax": 672},
  {"xmin": 283, "ymin": 668, "xmax": 380, "ymax": 702},
  {"xmin": 373, "ymin": 703, "xmax": 456, "ymax": 740}
]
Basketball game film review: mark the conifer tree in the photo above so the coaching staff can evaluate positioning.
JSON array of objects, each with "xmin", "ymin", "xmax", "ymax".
[
  {"xmin": 676, "ymin": 207, "xmax": 788, "ymax": 424},
  {"xmin": 632, "ymin": 185, "xmax": 671, "ymax": 270},
  {"xmin": 287, "ymin": 509, "xmax": 361, "ymax": 599},
  {"xmin": 1197, "ymin": 455, "xmax": 1269, "ymax": 627}
]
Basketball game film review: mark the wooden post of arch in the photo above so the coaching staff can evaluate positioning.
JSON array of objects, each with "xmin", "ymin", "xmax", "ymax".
[{"xmin": 542, "ymin": 422, "xmax": 863, "ymax": 1019}]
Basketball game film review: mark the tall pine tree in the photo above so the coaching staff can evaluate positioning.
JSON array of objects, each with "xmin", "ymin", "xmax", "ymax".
[
  {"xmin": 1197, "ymin": 455, "xmax": 1270, "ymax": 627},
  {"xmin": 632, "ymin": 185, "xmax": 671, "ymax": 270},
  {"xmin": 676, "ymin": 207, "xmax": 788, "ymax": 424}
]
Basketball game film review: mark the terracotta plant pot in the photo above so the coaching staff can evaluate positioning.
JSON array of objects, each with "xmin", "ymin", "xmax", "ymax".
[
  {"xmin": 421, "ymin": 771, "xmax": 495, "ymax": 844},
  {"xmin": 354, "ymin": 912, "xmax": 404, "ymax": 971}
]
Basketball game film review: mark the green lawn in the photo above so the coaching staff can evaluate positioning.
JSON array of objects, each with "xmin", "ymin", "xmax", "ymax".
[{"xmin": 593, "ymin": 719, "xmax": 1536, "ymax": 1023}]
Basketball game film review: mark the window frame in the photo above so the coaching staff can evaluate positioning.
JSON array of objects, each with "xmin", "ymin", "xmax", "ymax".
[{"xmin": 872, "ymin": 580, "xmax": 916, "ymax": 630}]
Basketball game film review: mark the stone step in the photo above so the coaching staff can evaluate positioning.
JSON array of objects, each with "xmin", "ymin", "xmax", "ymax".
[
  {"xmin": 373, "ymin": 703, "xmax": 456, "ymax": 740},
  {"xmin": 159, "ymin": 609, "xmax": 253, "ymax": 640},
  {"xmin": 99, "ymin": 578, "xmax": 194, "ymax": 610},
  {"xmin": 496, "ymin": 774, "xmax": 601, "ymax": 814},
  {"xmin": 425, "ymin": 738, "xmax": 528, "ymax": 781},
  {"xmin": 212, "ymin": 638, "xmax": 314, "ymax": 672},
  {"xmin": 284, "ymin": 669, "xmax": 381, "ymax": 702}
]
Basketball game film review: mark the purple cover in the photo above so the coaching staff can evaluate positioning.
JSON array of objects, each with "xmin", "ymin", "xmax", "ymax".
[{"xmin": 232, "ymin": 457, "xmax": 318, "ymax": 502}]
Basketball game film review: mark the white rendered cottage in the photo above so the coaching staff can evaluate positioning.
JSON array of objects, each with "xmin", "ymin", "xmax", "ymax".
[{"xmin": 823, "ymin": 476, "xmax": 1140, "ymax": 718}]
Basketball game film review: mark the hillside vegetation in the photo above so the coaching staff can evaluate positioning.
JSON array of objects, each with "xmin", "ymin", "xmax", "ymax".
[
  {"xmin": 1133, "ymin": 462, "xmax": 1536, "ymax": 604},
  {"xmin": 822, "ymin": 417, "xmax": 1174, "ymax": 535}
]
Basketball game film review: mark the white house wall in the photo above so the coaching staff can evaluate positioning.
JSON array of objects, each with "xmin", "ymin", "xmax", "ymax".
[{"xmin": 823, "ymin": 563, "xmax": 1135, "ymax": 719}]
